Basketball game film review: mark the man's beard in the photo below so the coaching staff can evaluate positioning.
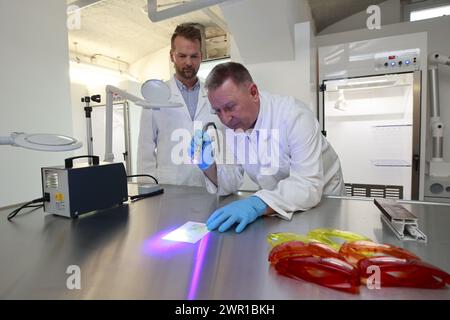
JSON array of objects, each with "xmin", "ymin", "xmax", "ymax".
[{"xmin": 176, "ymin": 66, "xmax": 198, "ymax": 80}]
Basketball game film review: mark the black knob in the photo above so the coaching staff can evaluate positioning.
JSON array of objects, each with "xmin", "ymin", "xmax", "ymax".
[{"xmin": 91, "ymin": 95, "xmax": 101, "ymax": 103}]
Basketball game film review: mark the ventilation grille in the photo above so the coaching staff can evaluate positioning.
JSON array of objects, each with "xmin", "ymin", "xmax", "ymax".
[
  {"xmin": 345, "ymin": 183, "xmax": 403, "ymax": 200},
  {"xmin": 45, "ymin": 171, "xmax": 59, "ymax": 189}
]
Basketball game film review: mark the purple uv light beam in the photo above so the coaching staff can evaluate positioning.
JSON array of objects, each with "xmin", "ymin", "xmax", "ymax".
[
  {"xmin": 187, "ymin": 232, "xmax": 211, "ymax": 300},
  {"xmin": 142, "ymin": 227, "xmax": 193, "ymax": 259}
]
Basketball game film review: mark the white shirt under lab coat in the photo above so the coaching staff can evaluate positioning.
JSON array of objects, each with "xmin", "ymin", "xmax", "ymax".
[
  {"xmin": 137, "ymin": 76, "xmax": 221, "ymax": 186},
  {"xmin": 205, "ymin": 92, "xmax": 345, "ymax": 220}
]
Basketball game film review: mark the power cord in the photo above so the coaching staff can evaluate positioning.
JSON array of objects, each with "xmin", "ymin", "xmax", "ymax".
[
  {"xmin": 7, "ymin": 175, "xmax": 161, "ymax": 220},
  {"xmin": 126, "ymin": 174, "xmax": 163, "ymax": 201},
  {"xmin": 7, "ymin": 197, "xmax": 44, "ymax": 221},
  {"xmin": 126, "ymin": 174, "xmax": 158, "ymax": 184}
]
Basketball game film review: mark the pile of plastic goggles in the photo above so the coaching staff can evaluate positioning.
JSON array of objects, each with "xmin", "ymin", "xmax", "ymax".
[{"xmin": 267, "ymin": 228, "xmax": 450, "ymax": 294}]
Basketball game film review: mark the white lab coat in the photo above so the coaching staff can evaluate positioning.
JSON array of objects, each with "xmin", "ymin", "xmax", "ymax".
[
  {"xmin": 137, "ymin": 76, "xmax": 221, "ymax": 186},
  {"xmin": 205, "ymin": 92, "xmax": 345, "ymax": 220}
]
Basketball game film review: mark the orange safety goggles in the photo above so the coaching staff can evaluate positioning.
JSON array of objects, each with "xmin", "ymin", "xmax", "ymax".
[
  {"xmin": 339, "ymin": 240, "xmax": 420, "ymax": 265},
  {"xmin": 269, "ymin": 241, "xmax": 360, "ymax": 294}
]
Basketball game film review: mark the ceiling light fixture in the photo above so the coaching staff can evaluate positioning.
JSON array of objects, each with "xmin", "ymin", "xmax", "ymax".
[{"xmin": 146, "ymin": 0, "xmax": 229, "ymax": 22}]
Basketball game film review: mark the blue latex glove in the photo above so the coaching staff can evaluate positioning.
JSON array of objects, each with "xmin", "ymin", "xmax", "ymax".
[
  {"xmin": 206, "ymin": 196, "xmax": 268, "ymax": 233},
  {"xmin": 188, "ymin": 129, "xmax": 214, "ymax": 171}
]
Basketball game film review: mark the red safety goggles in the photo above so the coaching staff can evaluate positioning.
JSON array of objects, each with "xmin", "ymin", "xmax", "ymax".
[
  {"xmin": 340, "ymin": 240, "xmax": 450, "ymax": 289},
  {"xmin": 269, "ymin": 241, "xmax": 360, "ymax": 294},
  {"xmin": 359, "ymin": 256, "xmax": 450, "ymax": 289}
]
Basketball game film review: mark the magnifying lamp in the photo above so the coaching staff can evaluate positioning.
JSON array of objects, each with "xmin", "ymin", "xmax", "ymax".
[
  {"xmin": 140, "ymin": 79, "xmax": 172, "ymax": 105},
  {"xmin": 104, "ymin": 79, "xmax": 182, "ymax": 162},
  {"xmin": 0, "ymin": 132, "xmax": 82, "ymax": 151}
]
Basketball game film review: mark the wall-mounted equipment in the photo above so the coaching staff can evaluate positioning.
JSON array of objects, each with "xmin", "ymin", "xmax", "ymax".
[{"xmin": 424, "ymin": 52, "xmax": 450, "ymax": 202}]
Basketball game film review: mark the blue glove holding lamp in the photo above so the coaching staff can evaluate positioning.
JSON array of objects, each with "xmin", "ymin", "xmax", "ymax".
[
  {"xmin": 206, "ymin": 196, "xmax": 268, "ymax": 233},
  {"xmin": 188, "ymin": 129, "xmax": 214, "ymax": 171}
]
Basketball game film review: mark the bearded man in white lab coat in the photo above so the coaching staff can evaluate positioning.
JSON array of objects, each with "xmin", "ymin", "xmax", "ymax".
[
  {"xmin": 189, "ymin": 62, "xmax": 346, "ymax": 233},
  {"xmin": 137, "ymin": 24, "xmax": 220, "ymax": 186}
]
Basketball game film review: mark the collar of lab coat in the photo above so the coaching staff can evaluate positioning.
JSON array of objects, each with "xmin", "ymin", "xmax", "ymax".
[
  {"xmin": 168, "ymin": 76, "xmax": 208, "ymax": 120},
  {"xmin": 231, "ymin": 92, "xmax": 272, "ymax": 164},
  {"xmin": 245, "ymin": 92, "xmax": 270, "ymax": 142}
]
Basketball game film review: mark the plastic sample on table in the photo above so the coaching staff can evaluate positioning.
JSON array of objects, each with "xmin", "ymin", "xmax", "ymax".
[{"xmin": 162, "ymin": 222, "xmax": 209, "ymax": 244}]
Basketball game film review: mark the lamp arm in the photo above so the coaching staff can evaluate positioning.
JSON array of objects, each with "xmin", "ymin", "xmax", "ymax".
[
  {"xmin": 104, "ymin": 82, "xmax": 181, "ymax": 163},
  {"xmin": 104, "ymin": 85, "xmax": 150, "ymax": 163},
  {"xmin": 429, "ymin": 52, "xmax": 450, "ymax": 66},
  {"xmin": 0, "ymin": 135, "xmax": 14, "ymax": 146}
]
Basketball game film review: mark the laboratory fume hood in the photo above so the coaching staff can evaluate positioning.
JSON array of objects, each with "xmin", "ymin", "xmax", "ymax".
[{"xmin": 318, "ymin": 33, "xmax": 428, "ymax": 200}]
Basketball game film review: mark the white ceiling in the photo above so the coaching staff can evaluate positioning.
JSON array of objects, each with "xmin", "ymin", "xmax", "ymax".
[
  {"xmin": 307, "ymin": 0, "xmax": 387, "ymax": 32},
  {"xmin": 67, "ymin": 0, "xmax": 390, "ymax": 68},
  {"xmin": 67, "ymin": 0, "xmax": 226, "ymax": 67}
]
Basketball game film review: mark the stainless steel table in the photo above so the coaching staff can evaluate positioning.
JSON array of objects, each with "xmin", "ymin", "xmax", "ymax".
[{"xmin": 1, "ymin": 185, "xmax": 449, "ymax": 299}]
